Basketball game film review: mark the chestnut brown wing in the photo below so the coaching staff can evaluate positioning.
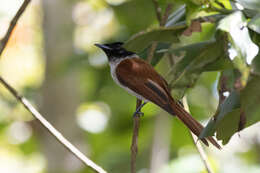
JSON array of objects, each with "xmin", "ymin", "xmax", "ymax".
[{"xmin": 115, "ymin": 58, "xmax": 172, "ymax": 108}]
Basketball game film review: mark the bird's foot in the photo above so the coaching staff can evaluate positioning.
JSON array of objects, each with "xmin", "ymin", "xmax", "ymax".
[{"xmin": 133, "ymin": 110, "xmax": 144, "ymax": 118}]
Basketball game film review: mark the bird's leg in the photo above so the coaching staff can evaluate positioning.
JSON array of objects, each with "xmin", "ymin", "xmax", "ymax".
[{"xmin": 133, "ymin": 102, "xmax": 147, "ymax": 117}]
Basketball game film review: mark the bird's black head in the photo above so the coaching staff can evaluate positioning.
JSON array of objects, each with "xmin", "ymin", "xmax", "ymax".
[{"xmin": 95, "ymin": 42, "xmax": 135, "ymax": 61}]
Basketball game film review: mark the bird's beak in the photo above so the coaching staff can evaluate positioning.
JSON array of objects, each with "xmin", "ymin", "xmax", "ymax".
[{"xmin": 94, "ymin": 43, "xmax": 111, "ymax": 51}]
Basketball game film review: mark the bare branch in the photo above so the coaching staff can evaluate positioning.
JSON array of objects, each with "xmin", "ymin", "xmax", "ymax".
[
  {"xmin": 130, "ymin": 40, "xmax": 157, "ymax": 173},
  {"xmin": 0, "ymin": 0, "xmax": 31, "ymax": 57},
  {"xmin": 0, "ymin": 76, "xmax": 107, "ymax": 173},
  {"xmin": 182, "ymin": 97, "xmax": 214, "ymax": 173},
  {"xmin": 131, "ymin": 99, "xmax": 142, "ymax": 173},
  {"xmin": 130, "ymin": 3, "xmax": 174, "ymax": 173}
]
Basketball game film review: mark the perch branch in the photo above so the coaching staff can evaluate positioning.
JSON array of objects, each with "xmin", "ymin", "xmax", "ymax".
[
  {"xmin": 0, "ymin": 76, "xmax": 107, "ymax": 173},
  {"xmin": 130, "ymin": 3, "xmax": 173, "ymax": 173},
  {"xmin": 182, "ymin": 96, "xmax": 214, "ymax": 173},
  {"xmin": 131, "ymin": 99, "xmax": 142, "ymax": 173},
  {"xmin": 0, "ymin": 0, "xmax": 31, "ymax": 57},
  {"xmin": 130, "ymin": 42, "xmax": 157, "ymax": 173}
]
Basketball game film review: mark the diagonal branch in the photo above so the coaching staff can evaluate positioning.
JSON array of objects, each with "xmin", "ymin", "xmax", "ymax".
[
  {"xmin": 0, "ymin": 76, "xmax": 107, "ymax": 173},
  {"xmin": 0, "ymin": 0, "xmax": 31, "ymax": 57}
]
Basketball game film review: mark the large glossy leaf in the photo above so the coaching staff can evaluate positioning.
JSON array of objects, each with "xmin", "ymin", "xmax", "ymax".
[{"xmin": 124, "ymin": 26, "xmax": 185, "ymax": 53}]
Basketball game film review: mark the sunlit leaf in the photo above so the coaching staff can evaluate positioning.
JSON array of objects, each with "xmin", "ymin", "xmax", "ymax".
[
  {"xmin": 218, "ymin": 11, "xmax": 259, "ymax": 64},
  {"xmin": 216, "ymin": 0, "xmax": 232, "ymax": 9},
  {"xmin": 236, "ymin": 0, "xmax": 260, "ymax": 11}
]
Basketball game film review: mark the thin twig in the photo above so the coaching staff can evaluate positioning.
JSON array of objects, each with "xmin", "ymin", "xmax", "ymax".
[
  {"xmin": 130, "ymin": 42, "xmax": 157, "ymax": 173},
  {"xmin": 152, "ymin": 0, "xmax": 162, "ymax": 24},
  {"xmin": 130, "ymin": 3, "xmax": 173, "ymax": 173},
  {"xmin": 0, "ymin": 76, "xmax": 107, "ymax": 173},
  {"xmin": 131, "ymin": 99, "xmax": 142, "ymax": 173},
  {"xmin": 147, "ymin": 4, "xmax": 173, "ymax": 63},
  {"xmin": 167, "ymin": 24, "xmax": 213, "ymax": 173},
  {"xmin": 0, "ymin": 0, "xmax": 31, "ymax": 57},
  {"xmin": 147, "ymin": 42, "xmax": 158, "ymax": 63},
  {"xmin": 182, "ymin": 96, "xmax": 214, "ymax": 173},
  {"xmin": 161, "ymin": 4, "xmax": 173, "ymax": 26}
]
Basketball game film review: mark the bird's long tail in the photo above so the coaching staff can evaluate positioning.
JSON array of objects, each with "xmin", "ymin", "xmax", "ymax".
[{"xmin": 166, "ymin": 99, "xmax": 221, "ymax": 149}]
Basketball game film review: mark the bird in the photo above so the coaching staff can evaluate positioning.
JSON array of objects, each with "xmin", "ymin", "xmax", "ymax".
[{"xmin": 95, "ymin": 42, "xmax": 221, "ymax": 149}]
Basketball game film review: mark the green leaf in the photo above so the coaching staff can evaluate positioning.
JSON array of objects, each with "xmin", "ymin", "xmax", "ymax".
[
  {"xmin": 124, "ymin": 26, "xmax": 185, "ymax": 53},
  {"xmin": 199, "ymin": 118, "xmax": 216, "ymax": 138},
  {"xmin": 241, "ymin": 75, "xmax": 260, "ymax": 126},
  {"xmin": 218, "ymin": 11, "xmax": 259, "ymax": 64},
  {"xmin": 159, "ymin": 34, "xmax": 231, "ymax": 99},
  {"xmin": 248, "ymin": 14, "xmax": 260, "ymax": 34},
  {"xmin": 200, "ymin": 90, "xmax": 241, "ymax": 141},
  {"xmin": 203, "ymin": 55, "xmax": 233, "ymax": 71},
  {"xmin": 216, "ymin": 0, "xmax": 232, "ymax": 9},
  {"xmin": 216, "ymin": 91, "xmax": 241, "ymax": 121},
  {"xmin": 216, "ymin": 109, "xmax": 241, "ymax": 145},
  {"xmin": 139, "ymin": 43, "xmax": 171, "ymax": 66},
  {"xmin": 165, "ymin": 37, "xmax": 228, "ymax": 85},
  {"xmin": 236, "ymin": 0, "xmax": 260, "ymax": 11}
]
